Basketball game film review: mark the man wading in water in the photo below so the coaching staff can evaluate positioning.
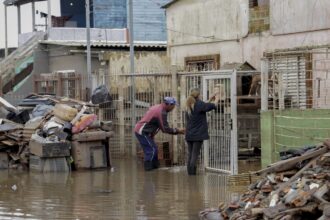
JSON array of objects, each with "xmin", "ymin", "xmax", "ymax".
[{"xmin": 135, "ymin": 97, "xmax": 185, "ymax": 171}]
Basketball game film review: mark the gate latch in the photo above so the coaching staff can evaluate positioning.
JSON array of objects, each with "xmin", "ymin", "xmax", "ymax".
[{"xmin": 229, "ymin": 118, "xmax": 233, "ymax": 130}]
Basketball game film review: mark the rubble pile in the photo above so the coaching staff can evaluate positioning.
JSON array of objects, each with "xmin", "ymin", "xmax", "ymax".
[
  {"xmin": 200, "ymin": 141, "xmax": 330, "ymax": 220},
  {"xmin": 0, "ymin": 94, "xmax": 113, "ymax": 171}
]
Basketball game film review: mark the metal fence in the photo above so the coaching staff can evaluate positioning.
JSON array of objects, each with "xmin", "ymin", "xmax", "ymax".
[
  {"xmin": 94, "ymin": 69, "xmax": 239, "ymax": 174},
  {"xmin": 3, "ymin": 67, "xmax": 262, "ymax": 174},
  {"xmin": 261, "ymin": 46, "xmax": 330, "ymax": 110},
  {"xmin": 260, "ymin": 45, "xmax": 330, "ymax": 157},
  {"xmin": 100, "ymin": 72, "xmax": 176, "ymax": 161}
]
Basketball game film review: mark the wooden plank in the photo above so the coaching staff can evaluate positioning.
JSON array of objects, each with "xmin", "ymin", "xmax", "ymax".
[
  {"xmin": 255, "ymin": 145, "xmax": 328, "ymax": 175},
  {"xmin": 273, "ymin": 156, "xmax": 320, "ymax": 195}
]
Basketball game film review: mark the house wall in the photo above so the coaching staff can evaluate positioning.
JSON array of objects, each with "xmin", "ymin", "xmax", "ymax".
[
  {"xmin": 166, "ymin": 0, "xmax": 248, "ymax": 46},
  {"xmin": 133, "ymin": 0, "xmax": 168, "ymax": 41},
  {"xmin": 261, "ymin": 109, "xmax": 330, "ymax": 167},
  {"xmin": 103, "ymin": 50, "xmax": 169, "ymax": 93},
  {"xmin": 105, "ymin": 51, "xmax": 169, "ymax": 93},
  {"xmin": 48, "ymin": 47, "xmax": 101, "ymax": 77},
  {"xmin": 105, "ymin": 50, "xmax": 169, "ymax": 74},
  {"xmin": 270, "ymin": 0, "xmax": 330, "ymax": 35},
  {"xmin": 91, "ymin": 0, "xmax": 167, "ymax": 41},
  {"xmin": 166, "ymin": 0, "xmax": 330, "ymax": 70},
  {"xmin": 93, "ymin": 0, "xmax": 127, "ymax": 29}
]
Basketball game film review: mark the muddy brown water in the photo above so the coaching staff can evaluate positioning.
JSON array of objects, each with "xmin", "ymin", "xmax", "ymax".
[{"xmin": 0, "ymin": 159, "xmax": 260, "ymax": 220}]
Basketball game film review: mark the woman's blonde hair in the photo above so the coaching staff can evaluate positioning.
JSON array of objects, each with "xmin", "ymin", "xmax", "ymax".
[{"xmin": 186, "ymin": 88, "xmax": 200, "ymax": 115}]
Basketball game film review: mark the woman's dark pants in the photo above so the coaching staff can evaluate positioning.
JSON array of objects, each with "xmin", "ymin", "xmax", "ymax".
[{"xmin": 186, "ymin": 141, "xmax": 203, "ymax": 175}]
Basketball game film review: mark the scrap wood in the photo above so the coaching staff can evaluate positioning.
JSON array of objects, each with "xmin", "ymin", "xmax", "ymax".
[
  {"xmin": 0, "ymin": 123, "xmax": 22, "ymax": 132},
  {"xmin": 70, "ymin": 105, "xmax": 87, "ymax": 125},
  {"xmin": 29, "ymin": 93, "xmax": 60, "ymax": 104},
  {"xmin": 5, "ymin": 134, "xmax": 22, "ymax": 141},
  {"xmin": 278, "ymin": 203, "xmax": 317, "ymax": 216},
  {"xmin": 256, "ymin": 146, "xmax": 328, "ymax": 175},
  {"xmin": 313, "ymin": 184, "xmax": 329, "ymax": 204},
  {"xmin": 1, "ymin": 140, "xmax": 17, "ymax": 146},
  {"xmin": 264, "ymin": 203, "xmax": 318, "ymax": 219},
  {"xmin": 273, "ymin": 155, "xmax": 320, "ymax": 195},
  {"xmin": 9, "ymin": 153, "xmax": 20, "ymax": 161},
  {"xmin": 0, "ymin": 96, "xmax": 17, "ymax": 113}
]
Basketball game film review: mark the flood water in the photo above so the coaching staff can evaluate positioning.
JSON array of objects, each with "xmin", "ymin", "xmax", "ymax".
[{"xmin": 0, "ymin": 159, "xmax": 260, "ymax": 220}]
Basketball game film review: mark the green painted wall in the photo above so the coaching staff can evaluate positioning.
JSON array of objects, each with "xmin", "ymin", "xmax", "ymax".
[{"xmin": 261, "ymin": 109, "xmax": 330, "ymax": 167}]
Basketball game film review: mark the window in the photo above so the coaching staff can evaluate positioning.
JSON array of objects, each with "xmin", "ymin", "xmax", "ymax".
[
  {"xmin": 184, "ymin": 54, "xmax": 220, "ymax": 72},
  {"xmin": 249, "ymin": 0, "xmax": 258, "ymax": 8},
  {"xmin": 249, "ymin": 0, "xmax": 270, "ymax": 33}
]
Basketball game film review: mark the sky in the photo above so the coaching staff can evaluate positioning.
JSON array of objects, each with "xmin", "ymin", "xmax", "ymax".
[{"xmin": 0, "ymin": 0, "xmax": 61, "ymax": 49}]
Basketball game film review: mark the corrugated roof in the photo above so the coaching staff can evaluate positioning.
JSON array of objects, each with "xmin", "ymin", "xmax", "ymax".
[
  {"xmin": 161, "ymin": 0, "xmax": 181, "ymax": 9},
  {"xmin": 39, "ymin": 40, "xmax": 167, "ymax": 49},
  {"xmin": 4, "ymin": 0, "xmax": 45, "ymax": 6}
]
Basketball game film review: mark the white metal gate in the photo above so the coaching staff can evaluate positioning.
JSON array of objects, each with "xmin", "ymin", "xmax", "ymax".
[{"xmin": 179, "ymin": 70, "xmax": 238, "ymax": 174}]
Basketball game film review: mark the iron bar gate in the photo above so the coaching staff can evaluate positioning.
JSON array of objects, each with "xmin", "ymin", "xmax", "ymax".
[
  {"xmin": 103, "ymin": 70, "xmax": 239, "ymax": 174},
  {"xmin": 178, "ymin": 70, "xmax": 238, "ymax": 174}
]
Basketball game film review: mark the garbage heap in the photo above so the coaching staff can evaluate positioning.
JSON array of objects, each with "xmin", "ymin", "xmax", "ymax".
[
  {"xmin": 0, "ymin": 94, "xmax": 113, "ymax": 172},
  {"xmin": 200, "ymin": 140, "xmax": 330, "ymax": 220}
]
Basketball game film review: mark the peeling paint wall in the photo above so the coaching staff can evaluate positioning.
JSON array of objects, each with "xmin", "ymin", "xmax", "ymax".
[
  {"xmin": 166, "ymin": 0, "xmax": 249, "ymax": 46},
  {"xmin": 166, "ymin": 0, "xmax": 330, "ymax": 70},
  {"xmin": 106, "ymin": 51, "xmax": 169, "ymax": 74},
  {"xmin": 105, "ymin": 50, "xmax": 170, "ymax": 93},
  {"xmin": 270, "ymin": 0, "xmax": 330, "ymax": 35}
]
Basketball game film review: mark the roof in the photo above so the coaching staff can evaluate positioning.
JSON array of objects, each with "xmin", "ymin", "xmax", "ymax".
[
  {"xmin": 4, "ymin": 0, "xmax": 45, "ymax": 6},
  {"xmin": 39, "ymin": 40, "xmax": 167, "ymax": 49},
  {"xmin": 220, "ymin": 62, "xmax": 256, "ymax": 71},
  {"xmin": 161, "ymin": 0, "xmax": 181, "ymax": 9}
]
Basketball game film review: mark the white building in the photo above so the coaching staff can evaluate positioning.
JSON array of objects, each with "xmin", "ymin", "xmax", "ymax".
[{"xmin": 163, "ymin": 0, "xmax": 330, "ymax": 71}]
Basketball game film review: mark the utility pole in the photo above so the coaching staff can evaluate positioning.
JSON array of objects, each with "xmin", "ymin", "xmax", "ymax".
[
  {"xmin": 128, "ymin": 0, "xmax": 136, "ymax": 156},
  {"xmin": 86, "ymin": 0, "xmax": 92, "ymax": 98},
  {"xmin": 17, "ymin": 5, "xmax": 21, "ymax": 34},
  {"xmin": 4, "ymin": 5, "xmax": 8, "ymax": 57},
  {"xmin": 47, "ymin": 0, "xmax": 51, "ymax": 35},
  {"xmin": 32, "ymin": 0, "xmax": 35, "ymax": 31}
]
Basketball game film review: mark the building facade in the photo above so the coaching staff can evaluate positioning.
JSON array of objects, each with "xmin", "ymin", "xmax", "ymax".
[
  {"xmin": 163, "ymin": 0, "xmax": 330, "ymax": 167},
  {"xmin": 60, "ymin": 0, "xmax": 168, "ymax": 41},
  {"xmin": 163, "ymin": 0, "xmax": 330, "ymax": 70}
]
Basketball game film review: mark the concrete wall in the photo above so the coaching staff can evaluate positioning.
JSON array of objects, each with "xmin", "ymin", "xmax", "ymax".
[
  {"xmin": 166, "ymin": 0, "xmax": 330, "ymax": 70},
  {"xmin": 169, "ymin": 29, "xmax": 330, "ymax": 70},
  {"xmin": 48, "ymin": 46, "xmax": 101, "ymax": 77},
  {"xmin": 48, "ymin": 28, "xmax": 128, "ymax": 42},
  {"xmin": 270, "ymin": 0, "xmax": 330, "ymax": 35},
  {"xmin": 3, "ymin": 44, "xmax": 50, "ymax": 104},
  {"xmin": 166, "ymin": 0, "xmax": 248, "ymax": 46},
  {"xmin": 261, "ymin": 109, "xmax": 330, "ymax": 167}
]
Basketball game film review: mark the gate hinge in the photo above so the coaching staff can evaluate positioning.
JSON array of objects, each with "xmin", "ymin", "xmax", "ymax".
[{"xmin": 229, "ymin": 118, "xmax": 233, "ymax": 130}]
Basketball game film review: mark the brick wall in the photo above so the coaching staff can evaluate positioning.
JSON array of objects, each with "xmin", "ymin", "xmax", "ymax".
[{"xmin": 249, "ymin": 6, "xmax": 270, "ymax": 33}]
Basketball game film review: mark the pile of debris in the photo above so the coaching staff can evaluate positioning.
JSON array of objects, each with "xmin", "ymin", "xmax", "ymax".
[
  {"xmin": 200, "ymin": 141, "xmax": 330, "ymax": 220},
  {"xmin": 0, "ymin": 93, "xmax": 113, "ymax": 171}
]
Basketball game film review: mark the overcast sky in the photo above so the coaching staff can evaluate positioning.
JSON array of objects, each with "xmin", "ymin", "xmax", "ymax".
[{"xmin": 0, "ymin": 0, "xmax": 61, "ymax": 49}]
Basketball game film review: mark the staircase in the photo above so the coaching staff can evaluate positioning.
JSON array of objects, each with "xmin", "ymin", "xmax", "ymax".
[{"xmin": 0, "ymin": 32, "xmax": 45, "ymax": 95}]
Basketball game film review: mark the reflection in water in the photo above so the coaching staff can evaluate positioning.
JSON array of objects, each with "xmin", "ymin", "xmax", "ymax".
[{"xmin": 0, "ymin": 159, "xmax": 259, "ymax": 219}]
